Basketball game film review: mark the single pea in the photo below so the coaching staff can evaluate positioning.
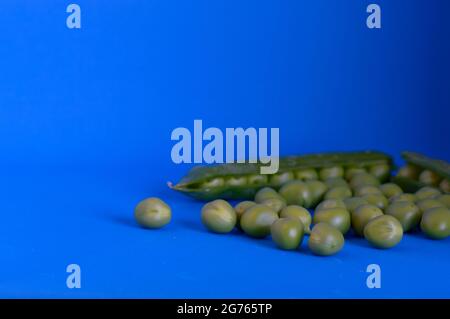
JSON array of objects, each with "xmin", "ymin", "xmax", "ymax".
[
  {"xmin": 351, "ymin": 204, "xmax": 384, "ymax": 236},
  {"xmin": 436, "ymin": 194, "xmax": 450, "ymax": 208},
  {"xmin": 319, "ymin": 166, "xmax": 344, "ymax": 180},
  {"xmin": 343, "ymin": 197, "xmax": 368, "ymax": 214},
  {"xmin": 234, "ymin": 201, "xmax": 256, "ymax": 222},
  {"xmin": 379, "ymin": 183, "xmax": 403, "ymax": 199},
  {"xmin": 419, "ymin": 170, "xmax": 441, "ymax": 187},
  {"xmin": 255, "ymin": 187, "xmax": 281, "ymax": 203},
  {"xmin": 134, "ymin": 197, "xmax": 172, "ymax": 229},
  {"xmin": 240, "ymin": 204, "xmax": 279, "ymax": 238},
  {"xmin": 369, "ymin": 164, "xmax": 391, "ymax": 182},
  {"xmin": 308, "ymin": 223, "xmax": 344, "ymax": 256},
  {"xmin": 364, "ymin": 215, "xmax": 403, "ymax": 249},
  {"xmin": 280, "ymin": 205, "xmax": 312, "ymax": 234},
  {"xmin": 269, "ymin": 171, "xmax": 295, "ymax": 188},
  {"xmin": 279, "ymin": 181, "xmax": 314, "ymax": 207},
  {"xmin": 420, "ymin": 207, "xmax": 450, "ymax": 239},
  {"xmin": 350, "ymin": 172, "xmax": 380, "ymax": 189},
  {"xmin": 316, "ymin": 198, "xmax": 346, "ymax": 211},
  {"xmin": 439, "ymin": 179, "xmax": 450, "ymax": 194},
  {"xmin": 201, "ymin": 199, "xmax": 236, "ymax": 233},
  {"xmin": 260, "ymin": 197, "xmax": 287, "ymax": 214},
  {"xmin": 324, "ymin": 186, "xmax": 352, "ymax": 200},
  {"xmin": 305, "ymin": 180, "xmax": 328, "ymax": 206},
  {"xmin": 201, "ymin": 177, "xmax": 225, "ymax": 188},
  {"xmin": 417, "ymin": 198, "xmax": 445, "ymax": 213},
  {"xmin": 345, "ymin": 167, "xmax": 367, "ymax": 181},
  {"xmin": 295, "ymin": 168, "xmax": 318, "ymax": 180},
  {"xmin": 390, "ymin": 193, "xmax": 416, "ymax": 203},
  {"xmin": 226, "ymin": 176, "xmax": 247, "ymax": 187},
  {"xmin": 362, "ymin": 194, "xmax": 389, "ymax": 210},
  {"xmin": 397, "ymin": 164, "xmax": 421, "ymax": 179},
  {"xmin": 271, "ymin": 218, "xmax": 305, "ymax": 250},
  {"xmin": 324, "ymin": 177, "xmax": 348, "ymax": 189},
  {"xmin": 385, "ymin": 201, "xmax": 421, "ymax": 232},
  {"xmin": 247, "ymin": 174, "xmax": 268, "ymax": 186},
  {"xmin": 354, "ymin": 185, "xmax": 382, "ymax": 197},
  {"xmin": 415, "ymin": 186, "xmax": 441, "ymax": 201},
  {"xmin": 313, "ymin": 207, "xmax": 351, "ymax": 234}
]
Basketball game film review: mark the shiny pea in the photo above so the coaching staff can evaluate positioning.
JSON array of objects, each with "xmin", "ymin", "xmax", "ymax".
[
  {"xmin": 397, "ymin": 164, "xmax": 421, "ymax": 179},
  {"xmin": 364, "ymin": 215, "xmax": 403, "ymax": 249},
  {"xmin": 324, "ymin": 186, "xmax": 352, "ymax": 200},
  {"xmin": 415, "ymin": 186, "xmax": 441, "ymax": 201},
  {"xmin": 254, "ymin": 187, "xmax": 281, "ymax": 203},
  {"xmin": 362, "ymin": 194, "xmax": 389, "ymax": 210},
  {"xmin": 271, "ymin": 218, "xmax": 305, "ymax": 250},
  {"xmin": 350, "ymin": 172, "xmax": 380, "ymax": 189},
  {"xmin": 354, "ymin": 185, "xmax": 382, "ymax": 197},
  {"xmin": 440, "ymin": 179, "xmax": 450, "ymax": 193},
  {"xmin": 379, "ymin": 183, "xmax": 403, "ymax": 199},
  {"xmin": 201, "ymin": 177, "xmax": 225, "ymax": 188},
  {"xmin": 305, "ymin": 180, "xmax": 328, "ymax": 206},
  {"xmin": 201, "ymin": 199, "xmax": 236, "ymax": 233},
  {"xmin": 390, "ymin": 193, "xmax": 416, "ymax": 203},
  {"xmin": 260, "ymin": 197, "xmax": 287, "ymax": 213},
  {"xmin": 308, "ymin": 223, "xmax": 344, "ymax": 256},
  {"xmin": 248, "ymin": 174, "xmax": 268, "ymax": 186},
  {"xmin": 269, "ymin": 171, "xmax": 295, "ymax": 187},
  {"xmin": 345, "ymin": 167, "xmax": 367, "ymax": 181},
  {"xmin": 417, "ymin": 199, "xmax": 445, "ymax": 213},
  {"xmin": 352, "ymin": 204, "xmax": 384, "ymax": 236},
  {"xmin": 343, "ymin": 197, "xmax": 368, "ymax": 214},
  {"xmin": 324, "ymin": 177, "xmax": 348, "ymax": 189},
  {"xmin": 419, "ymin": 170, "xmax": 441, "ymax": 187},
  {"xmin": 385, "ymin": 201, "xmax": 421, "ymax": 232},
  {"xmin": 280, "ymin": 205, "xmax": 312, "ymax": 234},
  {"xmin": 369, "ymin": 164, "xmax": 391, "ymax": 182},
  {"xmin": 295, "ymin": 168, "xmax": 319, "ymax": 180},
  {"xmin": 234, "ymin": 201, "xmax": 256, "ymax": 222},
  {"xmin": 240, "ymin": 204, "xmax": 279, "ymax": 238},
  {"xmin": 319, "ymin": 166, "xmax": 344, "ymax": 180},
  {"xmin": 279, "ymin": 181, "xmax": 314, "ymax": 207},
  {"xmin": 436, "ymin": 194, "xmax": 450, "ymax": 208},
  {"xmin": 313, "ymin": 207, "xmax": 351, "ymax": 234},
  {"xmin": 316, "ymin": 199, "xmax": 346, "ymax": 211},
  {"xmin": 226, "ymin": 176, "xmax": 247, "ymax": 187},
  {"xmin": 420, "ymin": 207, "xmax": 450, "ymax": 239},
  {"xmin": 134, "ymin": 197, "xmax": 172, "ymax": 229}
]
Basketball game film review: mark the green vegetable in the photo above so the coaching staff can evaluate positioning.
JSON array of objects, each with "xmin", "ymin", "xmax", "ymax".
[
  {"xmin": 201, "ymin": 199, "xmax": 237, "ymax": 233},
  {"xmin": 295, "ymin": 168, "xmax": 319, "ymax": 180},
  {"xmin": 349, "ymin": 172, "xmax": 380, "ymax": 190},
  {"xmin": 420, "ymin": 207, "xmax": 450, "ymax": 239},
  {"xmin": 415, "ymin": 186, "xmax": 441, "ymax": 201},
  {"xmin": 305, "ymin": 180, "xmax": 328, "ymax": 206},
  {"xmin": 343, "ymin": 197, "xmax": 368, "ymax": 213},
  {"xmin": 369, "ymin": 164, "xmax": 391, "ymax": 182},
  {"xmin": 416, "ymin": 199, "xmax": 445, "ymax": 213},
  {"xmin": 436, "ymin": 194, "xmax": 450, "ymax": 208},
  {"xmin": 134, "ymin": 197, "xmax": 172, "ymax": 229},
  {"xmin": 271, "ymin": 218, "xmax": 305, "ymax": 250},
  {"xmin": 324, "ymin": 177, "xmax": 348, "ymax": 189},
  {"xmin": 354, "ymin": 185, "xmax": 382, "ymax": 197},
  {"xmin": 308, "ymin": 223, "xmax": 345, "ymax": 256},
  {"xmin": 324, "ymin": 186, "xmax": 352, "ymax": 200},
  {"xmin": 260, "ymin": 197, "xmax": 287, "ymax": 213},
  {"xmin": 312, "ymin": 207, "xmax": 351, "ymax": 234},
  {"xmin": 385, "ymin": 201, "xmax": 421, "ymax": 232},
  {"xmin": 319, "ymin": 166, "xmax": 344, "ymax": 180},
  {"xmin": 269, "ymin": 171, "xmax": 295, "ymax": 187},
  {"xmin": 364, "ymin": 215, "xmax": 403, "ymax": 249},
  {"xmin": 316, "ymin": 199, "xmax": 346, "ymax": 211},
  {"xmin": 279, "ymin": 181, "xmax": 314, "ymax": 207},
  {"xmin": 254, "ymin": 187, "xmax": 281, "ymax": 203},
  {"xmin": 362, "ymin": 193, "xmax": 389, "ymax": 210},
  {"xmin": 389, "ymin": 193, "xmax": 416, "ymax": 203},
  {"xmin": 234, "ymin": 201, "xmax": 256, "ymax": 223},
  {"xmin": 240, "ymin": 204, "xmax": 279, "ymax": 238},
  {"xmin": 279, "ymin": 205, "xmax": 312, "ymax": 234},
  {"xmin": 379, "ymin": 183, "xmax": 403, "ymax": 199},
  {"xmin": 351, "ymin": 204, "xmax": 384, "ymax": 236}
]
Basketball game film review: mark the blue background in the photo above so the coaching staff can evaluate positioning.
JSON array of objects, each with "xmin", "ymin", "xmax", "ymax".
[{"xmin": 0, "ymin": 0, "xmax": 449, "ymax": 298}]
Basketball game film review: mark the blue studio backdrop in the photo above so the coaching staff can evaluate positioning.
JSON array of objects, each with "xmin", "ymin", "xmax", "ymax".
[{"xmin": 0, "ymin": 0, "xmax": 449, "ymax": 298}]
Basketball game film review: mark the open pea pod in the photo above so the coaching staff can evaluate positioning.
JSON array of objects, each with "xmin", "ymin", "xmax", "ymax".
[
  {"xmin": 169, "ymin": 151, "xmax": 393, "ymax": 201},
  {"xmin": 392, "ymin": 151, "xmax": 450, "ymax": 193}
]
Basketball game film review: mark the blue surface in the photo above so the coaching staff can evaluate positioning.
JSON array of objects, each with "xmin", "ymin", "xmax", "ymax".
[{"xmin": 0, "ymin": 0, "xmax": 449, "ymax": 298}]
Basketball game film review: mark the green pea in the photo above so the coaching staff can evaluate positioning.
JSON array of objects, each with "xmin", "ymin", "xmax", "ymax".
[
  {"xmin": 362, "ymin": 194, "xmax": 389, "ymax": 210},
  {"xmin": 279, "ymin": 181, "xmax": 314, "ymax": 207},
  {"xmin": 305, "ymin": 180, "xmax": 328, "ymax": 206},
  {"xmin": 369, "ymin": 164, "xmax": 391, "ymax": 182},
  {"xmin": 234, "ymin": 201, "xmax": 256, "ymax": 222},
  {"xmin": 419, "ymin": 170, "xmax": 441, "ymax": 187},
  {"xmin": 345, "ymin": 167, "xmax": 367, "ymax": 181},
  {"xmin": 319, "ymin": 166, "xmax": 344, "ymax": 180},
  {"xmin": 271, "ymin": 218, "xmax": 305, "ymax": 250},
  {"xmin": 316, "ymin": 199, "xmax": 346, "ymax": 211},
  {"xmin": 226, "ymin": 176, "xmax": 247, "ymax": 187},
  {"xmin": 397, "ymin": 164, "xmax": 421, "ymax": 180},
  {"xmin": 420, "ymin": 207, "xmax": 450, "ymax": 239},
  {"xmin": 260, "ymin": 197, "xmax": 287, "ymax": 213},
  {"xmin": 343, "ymin": 197, "xmax": 368, "ymax": 214},
  {"xmin": 248, "ymin": 174, "xmax": 268, "ymax": 186},
  {"xmin": 308, "ymin": 223, "xmax": 345, "ymax": 256},
  {"xmin": 415, "ymin": 186, "xmax": 441, "ymax": 201},
  {"xmin": 134, "ymin": 197, "xmax": 172, "ymax": 229},
  {"xmin": 269, "ymin": 171, "xmax": 295, "ymax": 187},
  {"xmin": 364, "ymin": 215, "xmax": 403, "ymax": 249},
  {"xmin": 295, "ymin": 168, "xmax": 318, "ymax": 180},
  {"xmin": 280, "ymin": 205, "xmax": 312, "ymax": 234},
  {"xmin": 385, "ymin": 201, "xmax": 421, "ymax": 232},
  {"xmin": 416, "ymin": 199, "xmax": 445, "ymax": 213},
  {"xmin": 390, "ymin": 193, "xmax": 416, "ymax": 203},
  {"xmin": 201, "ymin": 199, "xmax": 236, "ymax": 233},
  {"xmin": 324, "ymin": 177, "xmax": 348, "ymax": 189},
  {"xmin": 351, "ymin": 204, "xmax": 384, "ymax": 236},
  {"xmin": 240, "ymin": 204, "xmax": 279, "ymax": 238},
  {"xmin": 254, "ymin": 187, "xmax": 280, "ymax": 203},
  {"xmin": 440, "ymin": 179, "xmax": 450, "ymax": 193},
  {"xmin": 354, "ymin": 185, "xmax": 382, "ymax": 197},
  {"xmin": 313, "ymin": 207, "xmax": 351, "ymax": 234},
  {"xmin": 436, "ymin": 194, "xmax": 450, "ymax": 208},
  {"xmin": 201, "ymin": 177, "xmax": 225, "ymax": 188},
  {"xmin": 379, "ymin": 183, "xmax": 403, "ymax": 199},
  {"xmin": 350, "ymin": 172, "xmax": 380, "ymax": 189},
  {"xmin": 324, "ymin": 186, "xmax": 352, "ymax": 200}
]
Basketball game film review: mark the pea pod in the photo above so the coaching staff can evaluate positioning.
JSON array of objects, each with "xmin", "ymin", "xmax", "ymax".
[
  {"xmin": 392, "ymin": 152, "xmax": 450, "ymax": 193},
  {"xmin": 169, "ymin": 151, "xmax": 392, "ymax": 202}
]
